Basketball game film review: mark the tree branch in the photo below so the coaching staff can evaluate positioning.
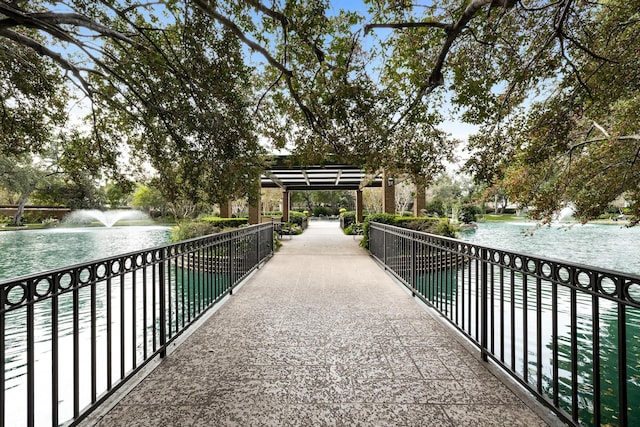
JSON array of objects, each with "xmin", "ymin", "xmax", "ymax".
[
  {"xmin": 193, "ymin": 0, "xmax": 319, "ymax": 129},
  {"xmin": 364, "ymin": 21, "xmax": 450, "ymax": 33},
  {"xmin": 377, "ymin": 0, "xmax": 512, "ymax": 134},
  {"xmin": 0, "ymin": 27, "xmax": 93, "ymax": 95},
  {"xmin": 0, "ymin": 6, "xmax": 133, "ymax": 44},
  {"xmin": 192, "ymin": 0, "xmax": 292, "ymax": 78}
]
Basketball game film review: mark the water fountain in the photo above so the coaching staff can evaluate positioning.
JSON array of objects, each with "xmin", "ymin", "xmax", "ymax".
[
  {"xmin": 63, "ymin": 209, "xmax": 149, "ymax": 227},
  {"xmin": 554, "ymin": 205, "xmax": 575, "ymax": 222}
]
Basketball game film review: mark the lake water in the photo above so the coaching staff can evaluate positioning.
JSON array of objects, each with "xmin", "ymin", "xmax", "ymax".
[
  {"xmin": 458, "ymin": 221, "xmax": 640, "ymax": 275},
  {"xmin": 2, "ymin": 222, "xmax": 639, "ymax": 425},
  {"xmin": 0, "ymin": 226, "xmax": 171, "ymax": 280}
]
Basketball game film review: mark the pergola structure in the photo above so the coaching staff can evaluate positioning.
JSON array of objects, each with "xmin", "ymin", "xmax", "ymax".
[{"xmin": 220, "ymin": 155, "xmax": 426, "ymax": 224}]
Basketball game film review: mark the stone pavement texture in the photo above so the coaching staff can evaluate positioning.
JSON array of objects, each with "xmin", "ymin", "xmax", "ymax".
[{"xmin": 90, "ymin": 221, "xmax": 550, "ymax": 426}]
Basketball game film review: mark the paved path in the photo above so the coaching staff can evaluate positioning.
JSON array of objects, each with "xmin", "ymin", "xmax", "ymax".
[{"xmin": 91, "ymin": 221, "xmax": 551, "ymax": 426}]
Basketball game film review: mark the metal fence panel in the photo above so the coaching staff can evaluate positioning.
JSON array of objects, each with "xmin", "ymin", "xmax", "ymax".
[
  {"xmin": 369, "ymin": 222, "xmax": 640, "ymax": 427},
  {"xmin": 1, "ymin": 223, "xmax": 274, "ymax": 427}
]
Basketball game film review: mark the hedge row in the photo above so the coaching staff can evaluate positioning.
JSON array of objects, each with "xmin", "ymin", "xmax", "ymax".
[
  {"xmin": 360, "ymin": 213, "xmax": 457, "ymax": 248},
  {"xmin": 201, "ymin": 217, "xmax": 249, "ymax": 228}
]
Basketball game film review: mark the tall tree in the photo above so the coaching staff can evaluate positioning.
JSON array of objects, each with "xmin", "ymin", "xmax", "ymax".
[
  {"xmin": 464, "ymin": 1, "xmax": 640, "ymax": 223},
  {"xmin": 90, "ymin": 7, "xmax": 264, "ymax": 208},
  {"xmin": 0, "ymin": 155, "xmax": 47, "ymax": 225},
  {"xmin": 2, "ymin": 0, "xmax": 639, "ymax": 225}
]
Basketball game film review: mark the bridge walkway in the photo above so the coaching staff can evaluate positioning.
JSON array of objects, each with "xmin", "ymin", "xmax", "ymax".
[{"xmin": 89, "ymin": 220, "xmax": 553, "ymax": 426}]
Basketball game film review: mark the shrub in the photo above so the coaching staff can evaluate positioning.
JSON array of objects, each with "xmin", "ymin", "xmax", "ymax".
[
  {"xmin": 340, "ymin": 211, "xmax": 357, "ymax": 229},
  {"xmin": 282, "ymin": 222, "xmax": 303, "ymax": 235},
  {"xmin": 42, "ymin": 218, "xmax": 59, "ymax": 228},
  {"xmin": 360, "ymin": 213, "xmax": 457, "ymax": 248},
  {"xmin": 343, "ymin": 223, "xmax": 363, "ymax": 235},
  {"xmin": 360, "ymin": 213, "xmax": 397, "ymax": 248},
  {"xmin": 313, "ymin": 206, "xmax": 330, "ymax": 217},
  {"xmin": 425, "ymin": 198, "xmax": 446, "ymax": 217},
  {"xmin": 458, "ymin": 204, "xmax": 481, "ymax": 224},
  {"xmin": 273, "ymin": 235, "xmax": 282, "ymax": 251},
  {"xmin": 170, "ymin": 220, "xmax": 221, "ymax": 242},
  {"xmin": 289, "ymin": 211, "xmax": 307, "ymax": 226},
  {"xmin": 200, "ymin": 217, "xmax": 248, "ymax": 228},
  {"xmin": 396, "ymin": 217, "xmax": 440, "ymax": 232},
  {"xmin": 22, "ymin": 212, "xmax": 46, "ymax": 224}
]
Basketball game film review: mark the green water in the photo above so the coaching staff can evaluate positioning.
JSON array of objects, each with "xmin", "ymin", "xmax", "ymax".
[
  {"xmin": 458, "ymin": 221, "xmax": 640, "ymax": 275},
  {"xmin": 2, "ymin": 223, "xmax": 639, "ymax": 425},
  {"xmin": 0, "ymin": 226, "xmax": 171, "ymax": 280}
]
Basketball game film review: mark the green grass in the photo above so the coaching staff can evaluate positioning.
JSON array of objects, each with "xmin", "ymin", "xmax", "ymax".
[{"xmin": 477, "ymin": 213, "xmax": 522, "ymax": 222}]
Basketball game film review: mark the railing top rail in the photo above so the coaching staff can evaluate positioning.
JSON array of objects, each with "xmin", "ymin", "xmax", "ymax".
[
  {"xmin": 369, "ymin": 221, "xmax": 640, "ymax": 281},
  {"xmin": 0, "ymin": 222, "xmax": 274, "ymax": 288}
]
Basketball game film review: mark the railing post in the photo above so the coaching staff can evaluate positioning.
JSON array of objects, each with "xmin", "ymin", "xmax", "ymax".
[
  {"xmin": 410, "ymin": 234, "xmax": 416, "ymax": 297},
  {"xmin": 256, "ymin": 226, "xmax": 261, "ymax": 268},
  {"xmin": 383, "ymin": 225, "xmax": 387, "ymax": 270},
  {"xmin": 618, "ymin": 298, "xmax": 628, "ymax": 427},
  {"xmin": 229, "ymin": 233, "xmax": 236, "ymax": 295},
  {"xmin": 480, "ymin": 247, "xmax": 489, "ymax": 362},
  {"xmin": 159, "ymin": 249, "xmax": 167, "ymax": 358}
]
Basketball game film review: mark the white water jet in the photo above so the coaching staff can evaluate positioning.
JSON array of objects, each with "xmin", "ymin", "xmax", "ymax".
[
  {"xmin": 63, "ymin": 209, "xmax": 149, "ymax": 227},
  {"xmin": 554, "ymin": 205, "xmax": 575, "ymax": 223}
]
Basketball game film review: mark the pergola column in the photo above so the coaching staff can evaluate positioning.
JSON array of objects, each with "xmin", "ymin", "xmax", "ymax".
[
  {"xmin": 282, "ymin": 190, "xmax": 290, "ymax": 223},
  {"xmin": 356, "ymin": 189, "xmax": 364, "ymax": 223},
  {"xmin": 248, "ymin": 179, "xmax": 262, "ymax": 225},
  {"xmin": 382, "ymin": 171, "xmax": 395, "ymax": 215},
  {"xmin": 219, "ymin": 200, "xmax": 232, "ymax": 218},
  {"xmin": 413, "ymin": 182, "xmax": 426, "ymax": 217}
]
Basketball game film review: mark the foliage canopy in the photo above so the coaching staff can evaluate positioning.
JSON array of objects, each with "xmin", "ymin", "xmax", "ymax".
[{"xmin": 1, "ymin": 0, "xmax": 638, "ymax": 223}]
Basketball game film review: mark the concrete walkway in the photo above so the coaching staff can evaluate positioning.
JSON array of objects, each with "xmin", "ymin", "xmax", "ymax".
[{"xmin": 90, "ymin": 221, "xmax": 551, "ymax": 426}]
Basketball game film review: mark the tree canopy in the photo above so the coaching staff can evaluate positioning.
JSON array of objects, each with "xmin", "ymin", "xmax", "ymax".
[{"xmin": 1, "ymin": 0, "xmax": 638, "ymax": 223}]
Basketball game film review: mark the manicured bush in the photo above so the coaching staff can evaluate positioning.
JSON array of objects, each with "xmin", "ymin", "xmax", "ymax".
[
  {"xmin": 262, "ymin": 211, "xmax": 283, "ymax": 217},
  {"xmin": 340, "ymin": 211, "xmax": 357, "ymax": 229},
  {"xmin": 289, "ymin": 211, "xmax": 307, "ymax": 226},
  {"xmin": 360, "ymin": 213, "xmax": 397, "ymax": 248},
  {"xmin": 458, "ymin": 204, "xmax": 481, "ymax": 224},
  {"xmin": 343, "ymin": 223, "xmax": 363, "ymax": 235},
  {"xmin": 170, "ymin": 220, "xmax": 221, "ymax": 242},
  {"xmin": 282, "ymin": 222, "xmax": 303, "ymax": 235},
  {"xmin": 360, "ymin": 213, "xmax": 457, "ymax": 248},
  {"xmin": 201, "ymin": 217, "xmax": 248, "ymax": 228}
]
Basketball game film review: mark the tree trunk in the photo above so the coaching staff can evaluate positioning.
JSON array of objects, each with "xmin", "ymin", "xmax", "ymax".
[{"xmin": 13, "ymin": 194, "xmax": 29, "ymax": 226}]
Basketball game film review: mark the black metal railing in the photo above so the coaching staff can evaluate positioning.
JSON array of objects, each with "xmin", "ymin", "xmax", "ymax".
[
  {"xmin": 1, "ymin": 223, "xmax": 274, "ymax": 427},
  {"xmin": 369, "ymin": 222, "xmax": 640, "ymax": 427}
]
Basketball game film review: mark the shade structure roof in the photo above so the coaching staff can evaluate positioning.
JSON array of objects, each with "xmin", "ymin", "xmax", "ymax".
[{"xmin": 261, "ymin": 156, "xmax": 383, "ymax": 191}]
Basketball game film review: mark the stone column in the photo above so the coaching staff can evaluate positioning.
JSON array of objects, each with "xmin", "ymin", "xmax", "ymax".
[
  {"xmin": 382, "ymin": 171, "xmax": 395, "ymax": 215},
  {"xmin": 413, "ymin": 182, "xmax": 426, "ymax": 217},
  {"xmin": 356, "ymin": 189, "xmax": 364, "ymax": 223},
  {"xmin": 219, "ymin": 200, "xmax": 232, "ymax": 218},
  {"xmin": 282, "ymin": 190, "xmax": 290, "ymax": 223}
]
